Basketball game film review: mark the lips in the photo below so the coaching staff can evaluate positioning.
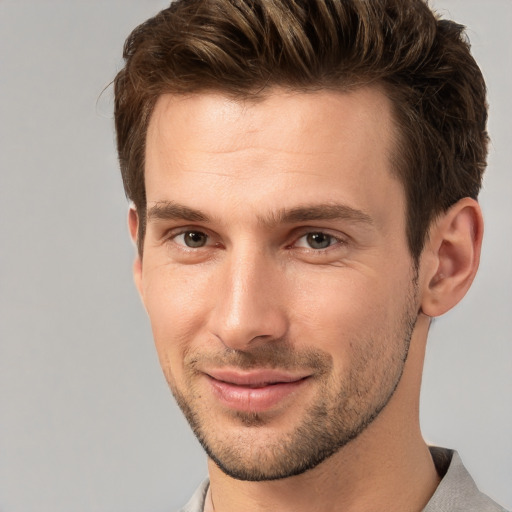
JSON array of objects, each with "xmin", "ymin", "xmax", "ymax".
[{"xmin": 204, "ymin": 369, "xmax": 310, "ymax": 413}]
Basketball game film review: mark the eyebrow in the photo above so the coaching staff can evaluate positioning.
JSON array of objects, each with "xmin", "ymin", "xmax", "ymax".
[
  {"xmin": 146, "ymin": 201, "xmax": 373, "ymax": 227},
  {"xmin": 265, "ymin": 204, "xmax": 373, "ymax": 227},
  {"xmin": 147, "ymin": 201, "xmax": 210, "ymax": 222}
]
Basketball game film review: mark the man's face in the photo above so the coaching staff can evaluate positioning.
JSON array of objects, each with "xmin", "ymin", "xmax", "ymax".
[{"xmin": 136, "ymin": 88, "xmax": 420, "ymax": 480}]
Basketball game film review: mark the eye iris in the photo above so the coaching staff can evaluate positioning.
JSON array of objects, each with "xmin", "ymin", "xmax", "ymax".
[
  {"xmin": 306, "ymin": 232, "xmax": 331, "ymax": 249},
  {"xmin": 185, "ymin": 231, "xmax": 207, "ymax": 248}
]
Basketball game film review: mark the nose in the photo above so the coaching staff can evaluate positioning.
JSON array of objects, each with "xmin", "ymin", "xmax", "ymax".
[{"xmin": 208, "ymin": 247, "xmax": 288, "ymax": 350}]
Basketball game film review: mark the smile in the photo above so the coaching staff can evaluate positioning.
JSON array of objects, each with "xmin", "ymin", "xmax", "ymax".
[{"xmin": 204, "ymin": 369, "xmax": 310, "ymax": 413}]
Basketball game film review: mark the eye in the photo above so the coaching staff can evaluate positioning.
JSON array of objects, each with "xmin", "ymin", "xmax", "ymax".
[
  {"xmin": 174, "ymin": 230, "xmax": 209, "ymax": 248},
  {"xmin": 295, "ymin": 232, "xmax": 338, "ymax": 250}
]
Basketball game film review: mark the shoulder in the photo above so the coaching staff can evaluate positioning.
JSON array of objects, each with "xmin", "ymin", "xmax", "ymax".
[{"xmin": 424, "ymin": 447, "xmax": 509, "ymax": 512}]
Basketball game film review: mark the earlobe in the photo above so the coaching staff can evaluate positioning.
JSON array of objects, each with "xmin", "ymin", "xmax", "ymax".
[
  {"xmin": 420, "ymin": 198, "xmax": 483, "ymax": 318},
  {"xmin": 128, "ymin": 206, "xmax": 144, "ymax": 299}
]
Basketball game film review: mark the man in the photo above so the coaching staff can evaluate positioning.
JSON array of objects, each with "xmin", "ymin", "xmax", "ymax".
[{"xmin": 113, "ymin": 0, "xmax": 507, "ymax": 511}]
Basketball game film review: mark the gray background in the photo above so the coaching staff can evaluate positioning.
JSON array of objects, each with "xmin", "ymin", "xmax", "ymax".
[{"xmin": 0, "ymin": 1, "xmax": 510, "ymax": 511}]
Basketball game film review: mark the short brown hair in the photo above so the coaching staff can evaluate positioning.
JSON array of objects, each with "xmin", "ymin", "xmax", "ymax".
[{"xmin": 114, "ymin": 0, "xmax": 488, "ymax": 260}]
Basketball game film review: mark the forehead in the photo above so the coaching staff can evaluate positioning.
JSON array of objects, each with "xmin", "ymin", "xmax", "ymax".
[
  {"xmin": 147, "ymin": 87, "xmax": 396, "ymax": 162},
  {"xmin": 144, "ymin": 87, "xmax": 403, "ymax": 230}
]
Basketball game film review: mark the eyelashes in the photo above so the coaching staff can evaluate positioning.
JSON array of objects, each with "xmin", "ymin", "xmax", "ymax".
[
  {"xmin": 293, "ymin": 232, "xmax": 342, "ymax": 250},
  {"xmin": 166, "ymin": 228, "xmax": 347, "ymax": 256},
  {"xmin": 173, "ymin": 230, "xmax": 210, "ymax": 248}
]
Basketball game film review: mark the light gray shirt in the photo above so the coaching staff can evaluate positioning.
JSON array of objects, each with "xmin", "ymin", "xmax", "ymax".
[
  {"xmin": 423, "ymin": 447, "xmax": 507, "ymax": 512},
  {"xmin": 178, "ymin": 447, "xmax": 508, "ymax": 512}
]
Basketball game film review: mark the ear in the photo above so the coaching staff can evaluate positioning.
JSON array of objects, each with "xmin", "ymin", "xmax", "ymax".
[
  {"xmin": 128, "ymin": 206, "xmax": 144, "ymax": 299},
  {"xmin": 420, "ymin": 198, "xmax": 483, "ymax": 317}
]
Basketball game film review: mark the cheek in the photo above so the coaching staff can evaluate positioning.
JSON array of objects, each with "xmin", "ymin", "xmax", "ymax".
[
  {"xmin": 143, "ymin": 262, "xmax": 209, "ymax": 323},
  {"xmin": 290, "ymin": 268, "xmax": 379, "ymax": 325},
  {"xmin": 141, "ymin": 265, "xmax": 211, "ymax": 378},
  {"xmin": 289, "ymin": 268, "xmax": 407, "ymax": 358}
]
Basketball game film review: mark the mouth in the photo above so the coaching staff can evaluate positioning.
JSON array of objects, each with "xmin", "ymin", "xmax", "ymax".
[{"xmin": 203, "ymin": 369, "xmax": 311, "ymax": 413}]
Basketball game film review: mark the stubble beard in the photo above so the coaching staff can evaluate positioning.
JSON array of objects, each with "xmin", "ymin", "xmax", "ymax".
[{"xmin": 167, "ymin": 281, "xmax": 419, "ymax": 482}]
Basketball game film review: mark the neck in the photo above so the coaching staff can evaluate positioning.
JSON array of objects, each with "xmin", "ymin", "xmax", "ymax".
[
  {"xmin": 207, "ymin": 315, "xmax": 439, "ymax": 512},
  {"xmin": 207, "ymin": 429, "xmax": 438, "ymax": 512}
]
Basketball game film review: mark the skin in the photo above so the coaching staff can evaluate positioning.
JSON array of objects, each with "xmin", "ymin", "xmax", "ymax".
[{"xmin": 130, "ymin": 87, "xmax": 483, "ymax": 512}]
